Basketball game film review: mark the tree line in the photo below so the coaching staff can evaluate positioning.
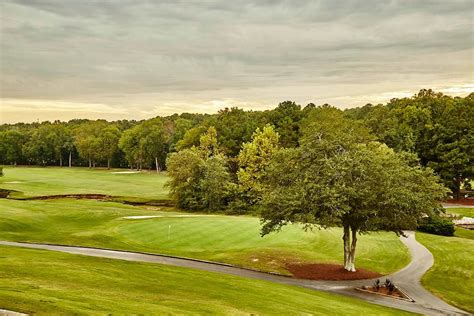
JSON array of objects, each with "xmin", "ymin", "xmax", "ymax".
[{"xmin": 1, "ymin": 89, "xmax": 472, "ymax": 198}]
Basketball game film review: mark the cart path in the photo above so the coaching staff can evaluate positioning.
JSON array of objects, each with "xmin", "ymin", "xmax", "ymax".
[{"xmin": 0, "ymin": 232, "xmax": 469, "ymax": 315}]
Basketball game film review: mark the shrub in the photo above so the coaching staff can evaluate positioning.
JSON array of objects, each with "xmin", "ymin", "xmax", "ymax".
[
  {"xmin": 385, "ymin": 279, "xmax": 396, "ymax": 293},
  {"xmin": 417, "ymin": 216, "xmax": 455, "ymax": 236},
  {"xmin": 0, "ymin": 167, "xmax": 3, "ymax": 177},
  {"xmin": 373, "ymin": 279, "xmax": 381, "ymax": 290}
]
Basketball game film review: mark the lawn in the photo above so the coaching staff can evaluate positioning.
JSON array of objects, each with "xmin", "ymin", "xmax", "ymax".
[
  {"xmin": 0, "ymin": 166, "xmax": 168, "ymax": 200},
  {"xmin": 0, "ymin": 246, "xmax": 413, "ymax": 315},
  {"xmin": 454, "ymin": 227, "xmax": 474, "ymax": 240},
  {"xmin": 0, "ymin": 198, "xmax": 410, "ymax": 275},
  {"xmin": 446, "ymin": 207, "xmax": 474, "ymax": 218},
  {"xmin": 417, "ymin": 232, "xmax": 474, "ymax": 313}
]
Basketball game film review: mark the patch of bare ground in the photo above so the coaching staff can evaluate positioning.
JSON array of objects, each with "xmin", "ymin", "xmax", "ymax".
[
  {"xmin": 357, "ymin": 285, "xmax": 413, "ymax": 301},
  {"xmin": 26, "ymin": 194, "xmax": 111, "ymax": 200},
  {"xmin": 445, "ymin": 198, "xmax": 474, "ymax": 206},
  {"xmin": 287, "ymin": 263, "xmax": 382, "ymax": 280}
]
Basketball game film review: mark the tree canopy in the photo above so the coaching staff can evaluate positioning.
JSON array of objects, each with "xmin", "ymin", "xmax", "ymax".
[
  {"xmin": 260, "ymin": 109, "xmax": 447, "ymax": 271},
  {"xmin": 166, "ymin": 127, "xmax": 232, "ymax": 211}
]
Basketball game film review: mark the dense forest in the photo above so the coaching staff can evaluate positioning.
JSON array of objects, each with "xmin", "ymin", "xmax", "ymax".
[{"xmin": 1, "ymin": 89, "xmax": 472, "ymax": 199}]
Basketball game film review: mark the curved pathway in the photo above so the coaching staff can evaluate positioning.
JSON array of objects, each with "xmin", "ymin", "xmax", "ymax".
[{"xmin": 0, "ymin": 232, "xmax": 469, "ymax": 315}]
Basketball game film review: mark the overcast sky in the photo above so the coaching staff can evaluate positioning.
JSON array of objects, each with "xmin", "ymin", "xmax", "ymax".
[{"xmin": 1, "ymin": 0, "xmax": 473, "ymax": 123}]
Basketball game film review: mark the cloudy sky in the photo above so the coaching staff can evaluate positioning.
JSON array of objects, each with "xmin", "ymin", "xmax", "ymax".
[{"xmin": 1, "ymin": 0, "xmax": 473, "ymax": 123}]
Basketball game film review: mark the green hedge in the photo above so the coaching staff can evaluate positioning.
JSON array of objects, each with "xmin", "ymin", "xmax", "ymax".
[{"xmin": 417, "ymin": 216, "xmax": 455, "ymax": 236}]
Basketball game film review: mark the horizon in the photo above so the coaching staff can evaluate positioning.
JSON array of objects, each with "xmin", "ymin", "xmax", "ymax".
[
  {"xmin": 0, "ymin": 87, "xmax": 472, "ymax": 125},
  {"xmin": 1, "ymin": 0, "xmax": 473, "ymax": 124}
]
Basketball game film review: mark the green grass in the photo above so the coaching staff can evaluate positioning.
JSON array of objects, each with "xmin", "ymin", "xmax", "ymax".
[
  {"xmin": 0, "ymin": 166, "xmax": 168, "ymax": 199},
  {"xmin": 445, "ymin": 207, "xmax": 474, "ymax": 239},
  {"xmin": 446, "ymin": 207, "xmax": 474, "ymax": 218},
  {"xmin": 0, "ymin": 166, "xmax": 411, "ymax": 313},
  {"xmin": 417, "ymin": 233, "xmax": 474, "ymax": 313},
  {"xmin": 0, "ymin": 198, "xmax": 409, "ymax": 275},
  {"xmin": 0, "ymin": 245, "xmax": 413, "ymax": 315},
  {"xmin": 454, "ymin": 227, "xmax": 474, "ymax": 240}
]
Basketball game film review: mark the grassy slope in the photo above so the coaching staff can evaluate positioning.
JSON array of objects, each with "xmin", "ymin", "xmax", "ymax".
[
  {"xmin": 417, "ymin": 233, "xmax": 474, "ymax": 313},
  {"xmin": 0, "ymin": 198, "xmax": 409, "ymax": 274},
  {"xmin": 454, "ymin": 227, "xmax": 474, "ymax": 240},
  {"xmin": 445, "ymin": 208, "xmax": 474, "ymax": 239},
  {"xmin": 0, "ymin": 246, "xmax": 413, "ymax": 315},
  {"xmin": 446, "ymin": 207, "xmax": 474, "ymax": 218},
  {"xmin": 0, "ymin": 166, "xmax": 168, "ymax": 199}
]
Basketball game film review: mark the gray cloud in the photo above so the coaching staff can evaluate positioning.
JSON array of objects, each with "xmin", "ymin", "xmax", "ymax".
[{"xmin": 0, "ymin": 0, "xmax": 472, "ymax": 122}]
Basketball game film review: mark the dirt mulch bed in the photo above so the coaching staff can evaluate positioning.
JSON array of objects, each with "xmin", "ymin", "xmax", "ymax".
[
  {"xmin": 445, "ymin": 198, "xmax": 474, "ymax": 206},
  {"xmin": 26, "ymin": 194, "xmax": 112, "ymax": 200},
  {"xmin": 357, "ymin": 285, "xmax": 413, "ymax": 301},
  {"xmin": 0, "ymin": 189, "xmax": 12, "ymax": 198},
  {"xmin": 286, "ymin": 263, "xmax": 382, "ymax": 281}
]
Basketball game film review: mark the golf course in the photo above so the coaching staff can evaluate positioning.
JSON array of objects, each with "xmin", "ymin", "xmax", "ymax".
[{"xmin": 0, "ymin": 167, "xmax": 472, "ymax": 314}]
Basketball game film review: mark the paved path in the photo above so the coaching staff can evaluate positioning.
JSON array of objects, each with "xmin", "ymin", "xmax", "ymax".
[
  {"xmin": 442, "ymin": 203, "xmax": 474, "ymax": 209},
  {"xmin": 0, "ymin": 232, "xmax": 469, "ymax": 315},
  {"xmin": 0, "ymin": 309, "xmax": 27, "ymax": 316}
]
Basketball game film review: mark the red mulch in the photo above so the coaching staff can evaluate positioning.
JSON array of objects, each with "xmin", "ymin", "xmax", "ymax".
[
  {"xmin": 445, "ymin": 198, "xmax": 474, "ymax": 206},
  {"xmin": 286, "ymin": 263, "xmax": 382, "ymax": 281}
]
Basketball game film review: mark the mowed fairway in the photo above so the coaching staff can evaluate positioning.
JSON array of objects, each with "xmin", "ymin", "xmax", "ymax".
[
  {"xmin": 0, "ymin": 246, "xmax": 413, "ymax": 315},
  {"xmin": 0, "ymin": 166, "xmax": 168, "ymax": 199},
  {"xmin": 0, "ymin": 198, "xmax": 409, "ymax": 274},
  {"xmin": 417, "ymin": 232, "xmax": 474, "ymax": 313}
]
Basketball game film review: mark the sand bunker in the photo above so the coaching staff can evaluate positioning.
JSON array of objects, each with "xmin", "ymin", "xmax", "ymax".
[
  {"xmin": 3, "ymin": 181, "xmax": 23, "ymax": 184},
  {"xmin": 123, "ymin": 215, "xmax": 216, "ymax": 219},
  {"xmin": 111, "ymin": 171, "xmax": 140, "ymax": 174}
]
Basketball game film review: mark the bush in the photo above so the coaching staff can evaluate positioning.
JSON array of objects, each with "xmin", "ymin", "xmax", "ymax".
[
  {"xmin": 0, "ymin": 167, "xmax": 3, "ymax": 177},
  {"xmin": 417, "ymin": 216, "xmax": 455, "ymax": 236}
]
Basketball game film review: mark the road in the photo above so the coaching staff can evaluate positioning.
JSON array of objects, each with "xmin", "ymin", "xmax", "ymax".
[{"xmin": 0, "ymin": 232, "xmax": 469, "ymax": 315}]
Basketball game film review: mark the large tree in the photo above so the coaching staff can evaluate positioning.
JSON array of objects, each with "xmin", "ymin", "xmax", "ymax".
[
  {"xmin": 74, "ymin": 121, "xmax": 107, "ymax": 168},
  {"xmin": 261, "ymin": 108, "xmax": 447, "ymax": 271},
  {"xmin": 119, "ymin": 125, "xmax": 144, "ymax": 170},
  {"xmin": 166, "ymin": 127, "xmax": 231, "ymax": 211},
  {"xmin": 0, "ymin": 130, "xmax": 27, "ymax": 165},
  {"xmin": 97, "ymin": 126, "xmax": 121, "ymax": 169},
  {"xmin": 237, "ymin": 124, "xmax": 280, "ymax": 206},
  {"xmin": 141, "ymin": 119, "xmax": 167, "ymax": 172},
  {"xmin": 119, "ymin": 119, "xmax": 167, "ymax": 171}
]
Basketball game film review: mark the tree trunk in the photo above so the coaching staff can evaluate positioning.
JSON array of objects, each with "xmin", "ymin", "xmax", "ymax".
[
  {"xmin": 343, "ymin": 225, "xmax": 357, "ymax": 272},
  {"xmin": 155, "ymin": 157, "xmax": 160, "ymax": 173},
  {"xmin": 59, "ymin": 155, "xmax": 62, "ymax": 167},
  {"xmin": 455, "ymin": 176, "xmax": 462, "ymax": 200},
  {"xmin": 349, "ymin": 227, "xmax": 357, "ymax": 271},
  {"xmin": 107, "ymin": 159, "xmax": 110, "ymax": 170},
  {"xmin": 69, "ymin": 151, "xmax": 72, "ymax": 168}
]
